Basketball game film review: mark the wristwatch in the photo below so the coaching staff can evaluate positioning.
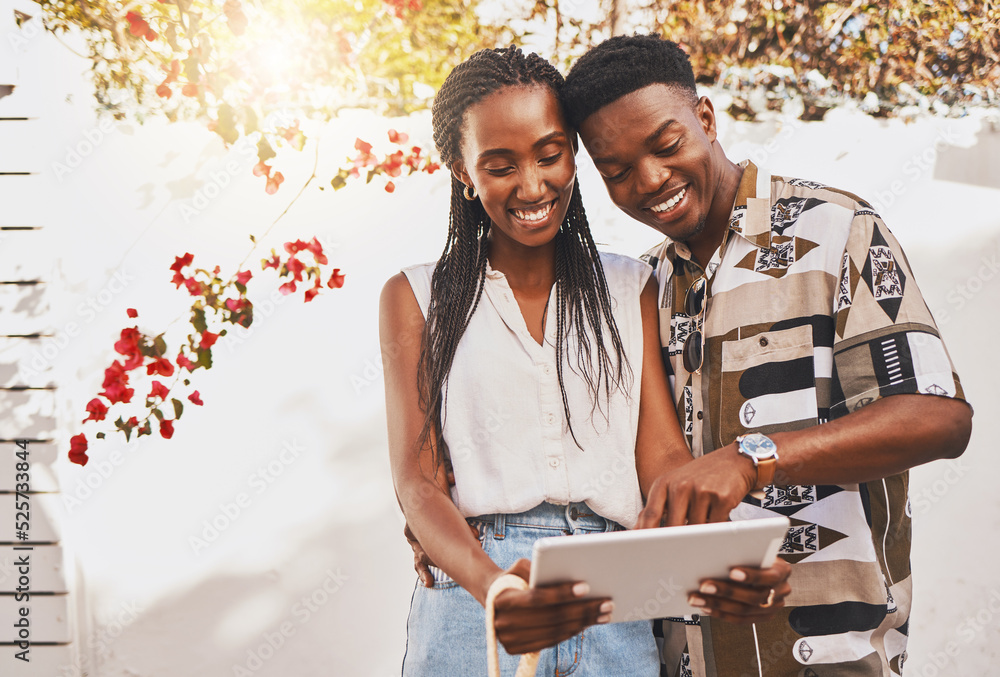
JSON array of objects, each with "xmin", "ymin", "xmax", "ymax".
[{"xmin": 735, "ymin": 433, "xmax": 779, "ymax": 500}]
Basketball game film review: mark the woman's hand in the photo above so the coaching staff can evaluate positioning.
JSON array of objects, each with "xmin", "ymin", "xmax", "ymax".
[
  {"xmin": 491, "ymin": 559, "xmax": 612, "ymax": 655},
  {"xmin": 687, "ymin": 558, "xmax": 792, "ymax": 624}
]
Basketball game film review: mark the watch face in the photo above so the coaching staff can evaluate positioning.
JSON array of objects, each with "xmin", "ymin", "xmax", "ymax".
[{"xmin": 740, "ymin": 433, "xmax": 777, "ymax": 459}]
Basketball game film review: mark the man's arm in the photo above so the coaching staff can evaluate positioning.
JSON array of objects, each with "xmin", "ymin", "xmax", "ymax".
[{"xmin": 639, "ymin": 393, "xmax": 972, "ymax": 528}]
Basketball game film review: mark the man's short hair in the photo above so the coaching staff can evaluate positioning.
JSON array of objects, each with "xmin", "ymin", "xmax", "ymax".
[{"xmin": 562, "ymin": 34, "xmax": 698, "ymax": 130}]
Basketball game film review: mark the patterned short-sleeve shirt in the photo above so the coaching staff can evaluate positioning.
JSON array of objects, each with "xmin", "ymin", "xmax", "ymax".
[{"xmin": 644, "ymin": 161, "xmax": 967, "ymax": 677}]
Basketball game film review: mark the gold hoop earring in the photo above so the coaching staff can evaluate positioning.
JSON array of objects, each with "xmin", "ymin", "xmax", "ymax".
[{"xmin": 463, "ymin": 184, "xmax": 477, "ymax": 201}]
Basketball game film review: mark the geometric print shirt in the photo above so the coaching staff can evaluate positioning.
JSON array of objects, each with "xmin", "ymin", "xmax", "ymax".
[{"xmin": 642, "ymin": 160, "xmax": 968, "ymax": 677}]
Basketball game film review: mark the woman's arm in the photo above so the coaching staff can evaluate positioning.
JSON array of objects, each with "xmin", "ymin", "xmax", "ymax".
[
  {"xmin": 381, "ymin": 273, "xmax": 608, "ymax": 653},
  {"xmin": 634, "ymin": 277, "xmax": 693, "ymax": 499},
  {"xmin": 381, "ymin": 273, "xmax": 503, "ymax": 605}
]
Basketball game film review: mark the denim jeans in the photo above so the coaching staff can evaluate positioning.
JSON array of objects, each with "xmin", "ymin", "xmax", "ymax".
[{"xmin": 401, "ymin": 501, "xmax": 660, "ymax": 676}]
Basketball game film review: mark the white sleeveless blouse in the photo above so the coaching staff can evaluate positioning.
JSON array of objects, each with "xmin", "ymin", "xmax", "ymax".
[{"xmin": 403, "ymin": 252, "xmax": 652, "ymax": 528}]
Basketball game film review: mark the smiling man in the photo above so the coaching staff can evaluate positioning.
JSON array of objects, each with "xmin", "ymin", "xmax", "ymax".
[{"xmin": 562, "ymin": 34, "xmax": 973, "ymax": 677}]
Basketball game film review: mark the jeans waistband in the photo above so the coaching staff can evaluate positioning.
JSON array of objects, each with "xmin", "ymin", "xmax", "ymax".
[{"xmin": 471, "ymin": 501, "xmax": 620, "ymax": 539}]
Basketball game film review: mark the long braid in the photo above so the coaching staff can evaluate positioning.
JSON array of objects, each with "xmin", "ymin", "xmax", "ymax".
[{"xmin": 418, "ymin": 46, "xmax": 631, "ymax": 460}]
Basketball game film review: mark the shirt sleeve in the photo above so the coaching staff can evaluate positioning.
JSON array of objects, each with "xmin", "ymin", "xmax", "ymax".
[{"xmin": 829, "ymin": 206, "xmax": 967, "ymax": 419}]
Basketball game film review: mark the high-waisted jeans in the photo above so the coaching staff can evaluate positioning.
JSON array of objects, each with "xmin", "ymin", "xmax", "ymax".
[{"xmin": 401, "ymin": 501, "xmax": 660, "ymax": 676}]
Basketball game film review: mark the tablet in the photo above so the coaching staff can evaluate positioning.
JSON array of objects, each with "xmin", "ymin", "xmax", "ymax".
[{"xmin": 528, "ymin": 516, "xmax": 790, "ymax": 622}]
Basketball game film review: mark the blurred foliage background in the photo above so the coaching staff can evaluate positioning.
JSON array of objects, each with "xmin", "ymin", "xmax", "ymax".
[{"xmin": 31, "ymin": 0, "xmax": 1000, "ymax": 140}]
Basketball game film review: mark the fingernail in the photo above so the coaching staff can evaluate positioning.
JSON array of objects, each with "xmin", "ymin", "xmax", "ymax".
[
  {"xmin": 699, "ymin": 582, "xmax": 717, "ymax": 595},
  {"xmin": 688, "ymin": 595, "xmax": 705, "ymax": 607},
  {"xmin": 600, "ymin": 601, "xmax": 614, "ymax": 614},
  {"xmin": 729, "ymin": 569, "xmax": 747, "ymax": 582},
  {"xmin": 573, "ymin": 582, "xmax": 590, "ymax": 597},
  {"xmin": 597, "ymin": 613, "xmax": 611, "ymax": 624},
  {"xmin": 700, "ymin": 607, "xmax": 712, "ymax": 616}
]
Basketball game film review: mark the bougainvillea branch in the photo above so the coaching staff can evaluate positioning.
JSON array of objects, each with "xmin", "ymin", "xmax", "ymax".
[{"xmin": 70, "ymin": 238, "xmax": 345, "ymax": 466}]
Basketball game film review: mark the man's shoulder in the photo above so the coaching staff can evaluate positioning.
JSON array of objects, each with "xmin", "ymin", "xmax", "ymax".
[{"xmin": 770, "ymin": 173, "xmax": 877, "ymax": 215}]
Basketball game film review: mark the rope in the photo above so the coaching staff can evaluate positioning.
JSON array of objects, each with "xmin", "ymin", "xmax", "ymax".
[{"xmin": 485, "ymin": 574, "xmax": 541, "ymax": 677}]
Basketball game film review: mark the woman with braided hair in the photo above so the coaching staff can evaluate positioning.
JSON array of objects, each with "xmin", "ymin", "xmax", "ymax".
[{"xmin": 380, "ymin": 45, "xmax": 691, "ymax": 675}]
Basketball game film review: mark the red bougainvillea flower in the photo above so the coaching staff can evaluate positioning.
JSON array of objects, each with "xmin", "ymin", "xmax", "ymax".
[
  {"xmin": 70, "ymin": 433, "xmax": 89, "ymax": 466},
  {"xmin": 286, "ymin": 256, "xmax": 305, "ymax": 282},
  {"xmin": 156, "ymin": 83, "xmax": 173, "ymax": 99},
  {"xmin": 200, "ymin": 331, "xmax": 220, "ymax": 349},
  {"xmin": 148, "ymin": 381, "xmax": 170, "ymax": 401},
  {"xmin": 304, "ymin": 280, "xmax": 322, "ymax": 303},
  {"xmin": 127, "ymin": 308, "xmax": 138, "ymax": 318},
  {"xmin": 83, "ymin": 398, "xmax": 109, "ymax": 423},
  {"xmin": 382, "ymin": 150, "xmax": 405, "ymax": 178},
  {"xmin": 262, "ymin": 253, "xmax": 281, "ymax": 270},
  {"xmin": 306, "ymin": 237, "xmax": 328, "ymax": 264},
  {"xmin": 388, "ymin": 129, "xmax": 409, "ymax": 145},
  {"xmin": 147, "ymin": 357, "xmax": 175, "ymax": 378},
  {"xmin": 425, "ymin": 161, "xmax": 441, "ymax": 174},
  {"xmin": 101, "ymin": 361, "xmax": 135, "ymax": 404},
  {"xmin": 160, "ymin": 419, "xmax": 175, "ymax": 439},
  {"xmin": 188, "ymin": 391, "xmax": 204, "ymax": 406},
  {"xmin": 235, "ymin": 269, "xmax": 252, "ymax": 286},
  {"xmin": 182, "ymin": 83, "xmax": 199, "ymax": 97},
  {"xmin": 265, "ymin": 171, "xmax": 285, "ymax": 195},
  {"xmin": 253, "ymin": 160, "xmax": 272, "ymax": 178},
  {"xmin": 327, "ymin": 268, "xmax": 346, "ymax": 289},
  {"xmin": 114, "ymin": 327, "xmax": 141, "ymax": 355},
  {"xmin": 223, "ymin": 0, "xmax": 248, "ymax": 35},
  {"xmin": 385, "ymin": 181, "xmax": 396, "ymax": 193},
  {"xmin": 176, "ymin": 352, "xmax": 196, "ymax": 371},
  {"xmin": 284, "ymin": 239, "xmax": 308, "ymax": 255},
  {"xmin": 171, "ymin": 253, "xmax": 194, "ymax": 271},
  {"xmin": 184, "ymin": 277, "xmax": 203, "ymax": 296},
  {"xmin": 355, "ymin": 138, "xmax": 373, "ymax": 155},
  {"xmin": 225, "ymin": 297, "xmax": 249, "ymax": 313},
  {"xmin": 279, "ymin": 281, "xmax": 297, "ymax": 295}
]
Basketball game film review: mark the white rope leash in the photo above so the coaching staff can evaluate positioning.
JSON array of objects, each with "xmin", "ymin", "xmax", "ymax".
[{"xmin": 485, "ymin": 574, "xmax": 541, "ymax": 677}]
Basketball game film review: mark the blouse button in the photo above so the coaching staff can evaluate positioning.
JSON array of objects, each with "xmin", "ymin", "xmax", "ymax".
[
  {"xmin": 545, "ymin": 413, "xmax": 556, "ymax": 425},
  {"xmin": 543, "ymin": 364, "xmax": 553, "ymax": 376},
  {"xmin": 759, "ymin": 336, "xmax": 769, "ymax": 347},
  {"xmin": 549, "ymin": 458, "xmax": 560, "ymax": 468}
]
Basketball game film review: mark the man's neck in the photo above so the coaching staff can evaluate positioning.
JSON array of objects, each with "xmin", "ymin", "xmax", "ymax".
[{"xmin": 685, "ymin": 153, "xmax": 745, "ymax": 269}]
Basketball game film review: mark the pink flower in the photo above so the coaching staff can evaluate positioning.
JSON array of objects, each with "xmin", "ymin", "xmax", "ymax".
[
  {"xmin": 127, "ymin": 308, "xmax": 138, "ymax": 318},
  {"xmin": 188, "ymin": 391, "xmax": 204, "ymax": 406},
  {"xmin": 160, "ymin": 419, "xmax": 175, "ymax": 439},
  {"xmin": 147, "ymin": 357, "xmax": 175, "ymax": 377},
  {"xmin": 327, "ymin": 268, "xmax": 346, "ymax": 289},
  {"xmin": 235, "ymin": 270, "xmax": 252, "ymax": 286},
  {"xmin": 200, "ymin": 331, "xmax": 220, "ymax": 349}
]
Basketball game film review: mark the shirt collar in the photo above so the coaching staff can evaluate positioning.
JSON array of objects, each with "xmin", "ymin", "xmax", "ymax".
[{"xmin": 658, "ymin": 159, "xmax": 772, "ymax": 266}]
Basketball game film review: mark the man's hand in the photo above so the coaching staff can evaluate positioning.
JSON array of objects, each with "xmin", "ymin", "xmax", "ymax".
[
  {"xmin": 492, "ymin": 559, "xmax": 612, "ymax": 655},
  {"xmin": 688, "ymin": 559, "xmax": 792, "ymax": 624},
  {"xmin": 637, "ymin": 444, "xmax": 756, "ymax": 527}
]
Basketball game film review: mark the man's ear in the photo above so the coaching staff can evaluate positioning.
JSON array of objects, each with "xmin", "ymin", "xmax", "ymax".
[
  {"xmin": 451, "ymin": 160, "xmax": 472, "ymax": 190},
  {"xmin": 696, "ymin": 96, "xmax": 718, "ymax": 143}
]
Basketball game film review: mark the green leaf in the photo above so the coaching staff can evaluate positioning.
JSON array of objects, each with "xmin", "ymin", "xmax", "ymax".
[
  {"xmin": 198, "ymin": 347, "xmax": 213, "ymax": 370},
  {"xmin": 153, "ymin": 335, "xmax": 168, "ymax": 357},
  {"xmin": 96, "ymin": 432, "xmax": 106, "ymax": 439},
  {"xmin": 249, "ymin": 234, "xmax": 256, "ymax": 243},
  {"xmin": 183, "ymin": 379, "xmax": 191, "ymax": 386},
  {"xmin": 152, "ymin": 408, "xmax": 164, "ymax": 421},
  {"xmin": 244, "ymin": 107, "xmax": 259, "ymax": 134},
  {"xmin": 257, "ymin": 136, "xmax": 276, "ymax": 163},
  {"xmin": 172, "ymin": 398, "xmax": 184, "ymax": 420},
  {"xmin": 215, "ymin": 103, "xmax": 239, "ymax": 145},
  {"xmin": 191, "ymin": 307, "xmax": 208, "ymax": 333}
]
